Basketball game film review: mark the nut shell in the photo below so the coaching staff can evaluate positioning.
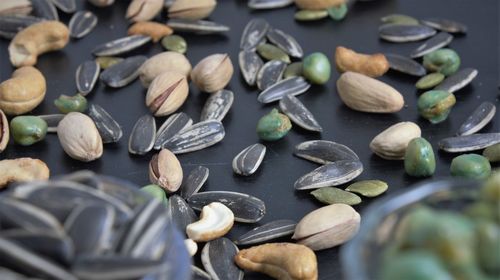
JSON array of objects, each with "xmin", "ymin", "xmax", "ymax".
[
  {"xmin": 335, "ymin": 46, "xmax": 389, "ymax": 78},
  {"xmin": 0, "ymin": 158, "xmax": 49, "ymax": 188},
  {"xmin": 145, "ymin": 71, "xmax": 189, "ymax": 117},
  {"xmin": 370, "ymin": 122, "xmax": 422, "ymax": 160},
  {"xmin": 0, "ymin": 109, "xmax": 9, "ymax": 153},
  {"xmin": 191, "ymin": 53, "xmax": 233, "ymax": 93},
  {"xmin": 168, "ymin": 0, "xmax": 217, "ymax": 20},
  {"xmin": 149, "ymin": 148, "xmax": 183, "ymax": 192},
  {"xmin": 0, "ymin": 66, "xmax": 46, "ymax": 115},
  {"xmin": 126, "ymin": 0, "xmax": 163, "ymax": 22},
  {"xmin": 139, "ymin": 51, "xmax": 192, "ymax": 87},
  {"xmin": 295, "ymin": 0, "xmax": 345, "ymax": 10},
  {"xmin": 57, "ymin": 112, "xmax": 103, "ymax": 162}
]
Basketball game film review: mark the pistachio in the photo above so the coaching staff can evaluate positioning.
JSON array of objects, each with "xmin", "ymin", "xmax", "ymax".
[
  {"xmin": 295, "ymin": 0, "xmax": 345, "ymax": 10},
  {"xmin": 191, "ymin": 53, "xmax": 234, "ymax": 93},
  {"xmin": 450, "ymin": 154, "xmax": 491, "ymax": 179},
  {"xmin": 57, "ymin": 112, "xmax": 103, "ymax": 162},
  {"xmin": 140, "ymin": 184, "xmax": 167, "ymax": 204},
  {"xmin": 302, "ymin": 52, "xmax": 331, "ymax": 85},
  {"xmin": 256, "ymin": 108, "xmax": 292, "ymax": 141},
  {"xmin": 292, "ymin": 203, "xmax": 360, "ymax": 250},
  {"xmin": 0, "ymin": 66, "xmax": 46, "ymax": 116},
  {"xmin": 415, "ymin": 72, "xmax": 445, "ymax": 90},
  {"xmin": 335, "ymin": 46, "xmax": 389, "ymax": 78},
  {"xmin": 145, "ymin": 71, "xmax": 189, "ymax": 117},
  {"xmin": 345, "ymin": 180, "xmax": 388, "ymax": 197},
  {"xmin": 54, "ymin": 94, "xmax": 88, "ymax": 114},
  {"xmin": 186, "ymin": 202, "xmax": 234, "ymax": 242},
  {"xmin": 0, "ymin": 109, "xmax": 8, "ymax": 153},
  {"xmin": 139, "ymin": 51, "xmax": 192, "ymax": 87},
  {"xmin": 168, "ymin": 0, "xmax": 217, "ymax": 20},
  {"xmin": 95, "ymin": 56, "xmax": 124, "ymax": 69},
  {"xmin": 423, "ymin": 48, "xmax": 460, "ymax": 76},
  {"xmin": 10, "ymin": 116, "xmax": 47, "ymax": 146},
  {"xmin": 8, "ymin": 21, "xmax": 69, "ymax": 67},
  {"xmin": 327, "ymin": 3, "xmax": 348, "ymax": 21},
  {"xmin": 127, "ymin": 21, "xmax": 173, "ymax": 42},
  {"xmin": 483, "ymin": 143, "xmax": 500, "ymax": 163},
  {"xmin": 257, "ymin": 44, "xmax": 291, "ymax": 63},
  {"xmin": 126, "ymin": 0, "xmax": 163, "ymax": 22},
  {"xmin": 294, "ymin": 10, "xmax": 328, "ymax": 21},
  {"xmin": 234, "ymin": 243, "xmax": 318, "ymax": 280},
  {"xmin": 311, "ymin": 187, "xmax": 362, "ymax": 206},
  {"xmin": 404, "ymin": 137, "xmax": 436, "ymax": 177},
  {"xmin": 369, "ymin": 122, "xmax": 421, "ymax": 160},
  {"xmin": 161, "ymin": 35, "xmax": 187, "ymax": 54},
  {"xmin": 148, "ymin": 148, "xmax": 183, "ymax": 193},
  {"xmin": 417, "ymin": 90, "xmax": 456, "ymax": 124},
  {"xmin": 0, "ymin": 157, "xmax": 50, "ymax": 188},
  {"xmin": 336, "ymin": 72, "xmax": 404, "ymax": 113},
  {"xmin": 0, "ymin": 0, "xmax": 32, "ymax": 16}
]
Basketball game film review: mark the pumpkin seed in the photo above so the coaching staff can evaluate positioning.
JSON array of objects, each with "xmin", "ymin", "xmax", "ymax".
[
  {"xmin": 31, "ymin": 0, "xmax": 58, "ymax": 20},
  {"xmin": 161, "ymin": 34, "xmax": 187, "ymax": 54},
  {"xmin": 154, "ymin": 112, "xmax": 193, "ymax": 150},
  {"xmin": 232, "ymin": 143, "xmax": 266, "ymax": 176},
  {"xmin": 38, "ymin": 114, "xmax": 64, "ymax": 133},
  {"xmin": 327, "ymin": 3, "xmax": 348, "ymax": 21},
  {"xmin": 69, "ymin": 11, "xmax": 97, "ymax": 39},
  {"xmin": 257, "ymin": 43, "xmax": 291, "ymax": 63},
  {"xmin": 95, "ymin": 56, "xmax": 124, "ymax": 69},
  {"xmin": 283, "ymin": 62, "xmax": 303, "ymax": 79},
  {"xmin": 415, "ymin": 72, "xmax": 445, "ymax": 90},
  {"xmin": 167, "ymin": 19, "xmax": 230, "ymax": 34},
  {"xmin": 483, "ymin": 143, "xmax": 500, "ymax": 163},
  {"xmin": 233, "ymin": 219, "xmax": 297, "ymax": 245},
  {"xmin": 311, "ymin": 187, "xmax": 362, "ymax": 205},
  {"xmin": 420, "ymin": 17, "xmax": 467, "ymax": 34},
  {"xmin": 100, "ymin": 55, "xmax": 147, "ymax": 88},
  {"xmin": 169, "ymin": 195, "xmax": 197, "ymax": 234},
  {"xmin": 450, "ymin": 154, "xmax": 491, "ymax": 179},
  {"xmin": 162, "ymin": 120, "xmax": 225, "ymax": 154},
  {"xmin": 438, "ymin": 133, "xmax": 500, "ymax": 153},
  {"xmin": 294, "ymin": 140, "xmax": 359, "ymax": 164},
  {"xmin": 128, "ymin": 114, "xmax": 156, "ymax": 155},
  {"xmin": 345, "ymin": 180, "xmax": 388, "ymax": 197},
  {"xmin": 200, "ymin": 89, "xmax": 234, "ymax": 122},
  {"xmin": 240, "ymin": 18, "xmax": 269, "ymax": 51},
  {"xmin": 0, "ymin": 15, "xmax": 43, "ymax": 39},
  {"xmin": 385, "ymin": 53, "xmax": 426, "ymax": 76},
  {"xmin": 434, "ymin": 68, "xmax": 478, "ymax": 93},
  {"xmin": 239, "ymin": 50, "xmax": 264, "ymax": 86},
  {"xmin": 257, "ymin": 76, "xmax": 311, "ymax": 104},
  {"xmin": 180, "ymin": 166, "xmax": 209, "ymax": 200},
  {"xmin": 379, "ymin": 24, "xmax": 436, "ymax": 43},
  {"xmin": 294, "ymin": 160, "xmax": 364, "ymax": 190},
  {"xmin": 87, "ymin": 104, "xmax": 123, "ymax": 144},
  {"xmin": 92, "ymin": 35, "xmax": 151, "ymax": 57},
  {"xmin": 294, "ymin": 10, "xmax": 328, "ymax": 21},
  {"xmin": 410, "ymin": 32, "xmax": 453, "ymax": 58},
  {"xmin": 50, "ymin": 0, "xmax": 75, "ymax": 13},
  {"xmin": 457, "ymin": 102, "xmax": 496, "ymax": 136},
  {"xmin": 201, "ymin": 238, "xmax": 243, "ymax": 280},
  {"xmin": 257, "ymin": 60, "xmax": 287, "ymax": 90},
  {"xmin": 279, "ymin": 94, "xmax": 322, "ymax": 132},
  {"xmin": 75, "ymin": 60, "xmax": 100, "ymax": 95},
  {"xmin": 248, "ymin": 0, "xmax": 294, "ymax": 10},
  {"xmin": 267, "ymin": 28, "xmax": 303, "ymax": 58},
  {"xmin": 381, "ymin": 14, "xmax": 419, "ymax": 25}
]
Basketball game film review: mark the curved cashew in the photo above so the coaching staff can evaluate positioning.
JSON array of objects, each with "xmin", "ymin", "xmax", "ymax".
[
  {"xmin": 235, "ymin": 243, "xmax": 318, "ymax": 280},
  {"xmin": 335, "ymin": 46, "xmax": 389, "ymax": 78},
  {"xmin": 184, "ymin": 239, "xmax": 198, "ymax": 256},
  {"xmin": 186, "ymin": 202, "xmax": 234, "ymax": 242},
  {"xmin": 8, "ymin": 21, "xmax": 69, "ymax": 67},
  {"xmin": 0, "ymin": 66, "xmax": 46, "ymax": 116},
  {"xmin": 0, "ymin": 158, "xmax": 50, "ymax": 188}
]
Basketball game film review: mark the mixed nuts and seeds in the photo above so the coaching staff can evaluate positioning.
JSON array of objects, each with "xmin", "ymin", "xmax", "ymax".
[{"xmin": 0, "ymin": 0, "xmax": 498, "ymax": 279}]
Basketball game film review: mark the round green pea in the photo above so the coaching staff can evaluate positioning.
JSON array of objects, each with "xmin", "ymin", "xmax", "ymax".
[
  {"xmin": 417, "ymin": 90, "xmax": 456, "ymax": 124},
  {"xmin": 423, "ymin": 48, "xmax": 461, "ymax": 76},
  {"xmin": 140, "ymin": 184, "xmax": 168, "ymax": 205},
  {"xmin": 415, "ymin": 73, "xmax": 445, "ymax": 90},
  {"xmin": 54, "ymin": 94, "xmax": 88, "ymax": 114},
  {"xmin": 256, "ymin": 108, "xmax": 291, "ymax": 141},
  {"xmin": 450, "ymin": 154, "xmax": 491, "ymax": 179},
  {"xmin": 327, "ymin": 4, "xmax": 348, "ymax": 21},
  {"xmin": 404, "ymin": 137, "xmax": 436, "ymax": 177},
  {"xmin": 10, "ymin": 116, "xmax": 48, "ymax": 146},
  {"xmin": 302, "ymin": 52, "xmax": 331, "ymax": 85}
]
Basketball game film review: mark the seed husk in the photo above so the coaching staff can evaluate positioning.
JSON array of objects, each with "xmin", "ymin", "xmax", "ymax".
[
  {"xmin": 438, "ymin": 133, "xmax": 500, "ymax": 153},
  {"xmin": 423, "ymin": 48, "xmax": 461, "ymax": 76},
  {"xmin": 201, "ymin": 238, "xmax": 243, "ymax": 280},
  {"xmin": 257, "ymin": 43, "xmax": 291, "ymax": 63},
  {"xmin": 200, "ymin": 89, "xmax": 234, "ymax": 122},
  {"xmin": 240, "ymin": 18, "xmax": 270, "ymax": 51},
  {"xmin": 154, "ymin": 112, "xmax": 193, "ymax": 150},
  {"xmin": 169, "ymin": 195, "xmax": 197, "ymax": 234},
  {"xmin": 381, "ymin": 14, "xmax": 419, "ymax": 25},
  {"xmin": 95, "ymin": 56, "xmax": 123, "ymax": 70},
  {"xmin": 420, "ymin": 17, "xmax": 467, "ymax": 34},
  {"xmin": 434, "ymin": 68, "xmax": 478, "ymax": 93},
  {"xmin": 294, "ymin": 10, "xmax": 328, "ymax": 21},
  {"xmin": 267, "ymin": 28, "xmax": 303, "ymax": 58},
  {"xmin": 69, "ymin": 11, "xmax": 97, "ymax": 39},
  {"xmin": 0, "ymin": 109, "xmax": 8, "ymax": 153},
  {"xmin": 162, "ymin": 120, "xmax": 225, "ymax": 154},
  {"xmin": 232, "ymin": 143, "xmax": 266, "ymax": 176},
  {"xmin": 50, "ymin": 0, "xmax": 76, "ymax": 13},
  {"xmin": 75, "ymin": 60, "xmax": 100, "ymax": 96},
  {"xmin": 385, "ymin": 53, "xmax": 426, "ymax": 76},
  {"xmin": 100, "ymin": 55, "xmax": 147, "ymax": 88},
  {"xmin": 72, "ymin": 256, "xmax": 165, "ymax": 280},
  {"xmin": 256, "ymin": 108, "xmax": 292, "ymax": 141},
  {"xmin": 234, "ymin": 219, "xmax": 297, "ymax": 246},
  {"xmin": 450, "ymin": 154, "xmax": 491, "ymax": 179},
  {"xmin": 483, "ymin": 143, "xmax": 500, "ymax": 163},
  {"xmin": 248, "ymin": 0, "xmax": 294, "ymax": 10},
  {"xmin": 128, "ymin": 114, "xmax": 156, "ymax": 155},
  {"xmin": 87, "ymin": 104, "xmax": 123, "ymax": 144},
  {"xmin": 0, "ymin": 15, "xmax": 44, "ymax": 39},
  {"xmin": 92, "ymin": 35, "xmax": 151, "ymax": 57},
  {"xmin": 283, "ymin": 62, "xmax": 303, "ymax": 79},
  {"xmin": 180, "ymin": 165, "xmax": 209, "ymax": 200},
  {"xmin": 166, "ymin": 19, "xmax": 230, "ymax": 34},
  {"xmin": 161, "ymin": 34, "xmax": 187, "ymax": 53},
  {"xmin": 239, "ymin": 50, "xmax": 264, "ymax": 86},
  {"xmin": 410, "ymin": 32, "xmax": 453, "ymax": 58},
  {"xmin": 404, "ymin": 137, "xmax": 436, "ymax": 177},
  {"xmin": 31, "ymin": 0, "xmax": 58, "ymax": 20},
  {"xmin": 379, "ymin": 24, "xmax": 437, "ymax": 43},
  {"xmin": 257, "ymin": 76, "xmax": 311, "ymax": 104},
  {"xmin": 417, "ymin": 90, "xmax": 456, "ymax": 124},
  {"xmin": 257, "ymin": 60, "xmax": 287, "ymax": 90},
  {"xmin": 279, "ymin": 94, "xmax": 322, "ymax": 132},
  {"xmin": 294, "ymin": 140, "xmax": 359, "ymax": 164},
  {"xmin": 415, "ymin": 72, "xmax": 445, "ymax": 90},
  {"xmin": 369, "ymin": 122, "xmax": 422, "ymax": 160},
  {"xmin": 38, "ymin": 114, "xmax": 64, "ymax": 133},
  {"xmin": 188, "ymin": 191, "xmax": 266, "ymax": 223},
  {"xmin": 54, "ymin": 94, "xmax": 87, "ymax": 114},
  {"xmin": 311, "ymin": 187, "xmax": 361, "ymax": 205},
  {"xmin": 294, "ymin": 160, "xmax": 364, "ymax": 190},
  {"xmin": 146, "ymin": 71, "xmax": 189, "ymax": 116},
  {"xmin": 148, "ymin": 149, "xmax": 183, "ymax": 193},
  {"xmin": 345, "ymin": 180, "xmax": 388, "ymax": 197},
  {"xmin": 10, "ymin": 116, "xmax": 48, "ymax": 146},
  {"xmin": 327, "ymin": 3, "xmax": 348, "ymax": 21},
  {"xmin": 457, "ymin": 102, "xmax": 496, "ymax": 136}
]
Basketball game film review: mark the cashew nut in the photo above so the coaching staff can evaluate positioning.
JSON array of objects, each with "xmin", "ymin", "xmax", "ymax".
[
  {"xmin": 0, "ymin": 66, "xmax": 46, "ymax": 116},
  {"xmin": 8, "ymin": 21, "xmax": 69, "ymax": 67},
  {"xmin": 186, "ymin": 202, "xmax": 234, "ymax": 242},
  {"xmin": 184, "ymin": 238, "xmax": 198, "ymax": 256},
  {"xmin": 234, "ymin": 243, "xmax": 318, "ymax": 280},
  {"xmin": 0, "ymin": 157, "xmax": 50, "ymax": 188},
  {"xmin": 335, "ymin": 46, "xmax": 389, "ymax": 78}
]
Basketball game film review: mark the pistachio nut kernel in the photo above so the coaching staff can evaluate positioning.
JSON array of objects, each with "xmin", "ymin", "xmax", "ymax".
[
  {"xmin": 191, "ymin": 53, "xmax": 234, "ymax": 93},
  {"xmin": 303, "ymin": 52, "xmax": 331, "ymax": 85},
  {"xmin": 450, "ymin": 154, "xmax": 491, "ymax": 179},
  {"xmin": 256, "ymin": 108, "xmax": 292, "ymax": 141},
  {"xmin": 54, "ymin": 94, "xmax": 88, "ymax": 114},
  {"xmin": 404, "ymin": 137, "xmax": 436, "ymax": 177},
  {"xmin": 0, "ymin": 109, "xmax": 9, "ymax": 153},
  {"xmin": 417, "ymin": 90, "xmax": 456, "ymax": 124},
  {"xmin": 10, "ymin": 116, "xmax": 48, "ymax": 146},
  {"xmin": 423, "ymin": 48, "xmax": 460, "ymax": 76},
  {"xmin": 148, "ymin": 148, "xmax": 183, "ymax": 193},
  {"xmin": 145, "ymin": 71, "xmax": 189, "ymax": 117},
  {"xmin": 0, "ymin": 66, "xmax": 46, "ymax": 116}
]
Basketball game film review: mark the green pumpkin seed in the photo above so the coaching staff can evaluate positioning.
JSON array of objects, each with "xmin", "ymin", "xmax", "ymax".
[
  {"xmin": 95, "ymin": 56, "xmax": 124, "ymax": 69},
  {"xmin": 380, "ymin": 14, "xmax": 419, "ymax": 25},
  {"xmin": 54, "ymin": 94, "xmax": 88, "ymax": 114},
  {"xmin": 310, "ymin": 187, "xmax": 361, "ymax": 205},
  {"xmin": 417, "ymin": 90, "xmax": 456, "ymax": 124},
  {"xmin": 256, "ymin": 108, "xmax": 291, "ymax": 141},
  {"xmin": 415, "ymin": 73, "xmax": 445, "ymax": 90},
  {"xmin": 140, "ymin": 184, "xmax": 168, "ymax": 205},
  {"xmin": 257, "ymin": 43, "xmax": 290, "ymax": 63},
  {"xmin": 483, "ymin": 143, "xmax": 500, "ymax": 163},
  {"xmin": 450, "ymin": 154, "xmax": 491, "ymax": 179},
  {"xmin": 10, "ymin": 116, "xmax": 48, "ymax": 146},
  {"xmin": 161, "ymin": 35, "xmax": 187, "ymax": 54},
  {"xmin": 404, "ymin": 137, "xmax": 436, "ymax": 177},
  {"xmin": 381, "ymin": 251, "xmax": 454, "ymax": 280},
  {"xmin": 481, "ymin": 171, "xmax": 500, "ymax": 204},
  {"xmin": 327, "ymin": 4, "xmax": 348, "ymax": 21},
  {"xmin": 476, "ymin": 221, "xmax": 500, "ymax": 273},
  {"xmin": 345, "ymin": 180, "xmax": 388, "ymax": 197},
  {"xmin": 302, "ymin": 52, "xmax": 331, "ymax": 85},
  {"xmin": 465, "ymin": 202, "xmax": 498, "ymax": 222},
  {"xmin": 423, "ymin": 48, "xmax": 461, "ymax": 76},
  {"xmin": 283, "ymin": 62, "xmax": 303, "ymax": 79},
  {"xmin": 294, "ymin": 10, "xmax": 328, "ymax": 21}
]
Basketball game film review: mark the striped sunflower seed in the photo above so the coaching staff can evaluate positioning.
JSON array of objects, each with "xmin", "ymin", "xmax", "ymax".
[
  {"xmin": 87, "ymin": 104, "xmax": 123, "ymax": 144},
  {"xmin": 267, "ymin": 28, "xmax": 303, "ymax": 58},
  {"xmin": 180, "ymin": 166, "xmax": 209, "ymax": 200},
  {"xmin": 257, "ymin": 60, "xmax": 287, "ymax": 90},
  {"xmin": 420, "ymin": 18, "xmax": 467, "ymax": 34},
  {"xmin": 457, "ymin": 102, "xmax": 496, "ymax": 136},
  {"xmin": 31, "ymin": 0, "xmax": 58, "ymax": 20},
  {"xmin": 169, "ymin": 195, "xmax": 197, "ymax": 234},
  {"xmin": 438, "ymin": 133, "xmax": 500, "ymax": 153},
  {"xmin": 248, "ymin": 0, "xmax": 294, "ymax": 10},
  {"xmin": 410, "ymin": 32, "xmax": 453, "ymax": 58},
  {"xmin": 200, "ymin": 89, "xmax": 234, "ymax": 122},
  {"xmin": 50, "ymin": 0, "xmax": 76, "ymax": 13},
  {"xmin": 385, "ymin": 53, "xmax": 426, "ymax": 76},
  {"xmin": 294, "ymin": 160, "xmax": 363, "ymax": 190},
  {"xmin": 434, "ymin": 68, "xmax": 478, "ymax": 93},
  {"xmin": 69, "ymin": 11, "xmax": 97, "ymax": 39},
  {"xmin": 154, "ymin": 112, "xmax": 193, "ymax": 150},
  {"xmin": 279, "ymin": 94, "xmax": 322, "ymax": 132},
  {"xmin": 257, "ymin": 76, "xmax": 311, "ymax": 104},
  {"xmin": 75, "ymin": 60, "xmax": 100, "ymax": 95},
  {"xmin": 92, "ymin": 35, "xmax": 151, "ymax": 57},
  {"xmin": 0, "ymin": 15, "xmax": 43, "ymax": 39},
  {"xmin": 239, "ymin": 50, "xmax": 264, "ymax": 86},
  {"xmin": 166, "ymin": 19, "xmax": 230, "ymax": 34},
  {"xmin": 294, "ymin": 140, "xmax": 359, "ymax": 164},
  {"xmin": 201, "ymin": 238, "xmax": 243, "ymax": 280},
  {"xmin": 128, "ymin": 114, "xmax": 156, "ymax": 155},
  {"xmin": 162, "ymin": 120, "xmax": 225, "ymax": 154},
  {"xmin": 100, "ymin": 55, "xmax": 147, "ymax": 88},
  {"xmin": 240, "ymin": 18, "xmax": 269, "ymax": 51},
  {"xmin": 379, "ymin": 24, "xmax": 436, "ymax": 43},
  {"xmin": 233, "ymin": 219, "xmax": 297, "ymax": 245},
  {"xmin": 232, "ymin": 143, "xmax": 266, "ymax": 176}
]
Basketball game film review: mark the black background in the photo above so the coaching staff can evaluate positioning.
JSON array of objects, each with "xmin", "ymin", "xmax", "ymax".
[{"xmin": 0, "ymin": 0, "xmax": 499, "ymax": 279}]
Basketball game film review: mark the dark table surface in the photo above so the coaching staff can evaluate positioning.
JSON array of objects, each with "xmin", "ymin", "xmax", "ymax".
[{"xmin": 1, "ymin": 0, "xmax": 499, "ymax": 279}]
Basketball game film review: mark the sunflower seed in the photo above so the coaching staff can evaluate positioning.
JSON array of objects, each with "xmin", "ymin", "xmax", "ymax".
[
  {"xmin": 239, "ymin": 50, "xmax": 263, "ymax": 86},
  {"xmin": 257, "ymin": 76, "xmax": 311, "ymax": 104},
  {"xmin": 95, "ymin": 56, "xmax": 124, "ymax": 69},
  {"xmin": 87, "ymin": 104, "xmax": 123, "ymax": 144},
  {"xmin": 256, "ymin": 60, "xmax": 287, "ymax": 90},
  {"xmin": 180, "ymin": 166, "xmax": 209, "ymax": 200},
  {"xmin": 294, "ymin": 140, "xmax": 359, "ymax": 164},
  {"xmin": 385, "ymin": 53, "xmax": 426, "ymax": 76},
  {"xmin": 294, "ymin": 160, "xmax": 363, "ymax": 190},
  {"xmin": 345, "ymin": 180, "xmax": 388, "ymax": 197},
  {"xmin": 162, "ymin": 120, "xmax": 225, "ymax": 154},
  {"xmin": 188, "ymin": 191, "xmax": 266, "ymax": 223},
  {"xmin": 233, "ymin": 219, "xmax": 296, "ymax": 245},
  {"xmin": 200, "ymin": 89, "xmax": 234, "ymax": 122},
  {"xmin": 153, "ymin": 113, "xmax": 192, "ymax": 150},
  {"xmin": 169, "ymin": 195, "xmax": 197, "ymax": 234},
  {"xmin": 128, "ymin": 114, "xmax": 156, "ymax": 155},
  {"xmin": 201, "ymin": 238, "xmax": 243, "ymax": 280},
  {"xmin": 379, "ymin": 24, "xmax": 436, "ymax": 42},
  {"xmin": 420, "ymin": 18, "xmax": 467, "ymax": 34},
  {"xmin": 129, "ymin": 213, "xmax": 169, "ymax": 258},
  {"xmin": 92, "ymin": 35, "xmax": 151, "ymax": 57},
  {"xmin": 410, "ymin": 32, "xmax": 453, "ymax": 58},
  {"xmin": 311, "ymin": 187, "xmax": 362, "ymax": 205},
  {"xmin": 241, "ymin": 18, "xmax": 269, "ymax": 51},
  {"xmin": 434, "ymin": 68, "xmax": 478, "ymax": 93},
  {"xmin": 267, "ymin": 28, "xmax": 303, "ymax": 58},
  {"xmin": 279, "ymin": 94, "xmax": 322, "ymax": 132},
  {"xmin": 100, "ymin": 55, "xmax": 147, "ymax": 88},
  {"xmin": 438, "ymin": 133, "xmax": 500, "ymax": 153},
  {"xmin": 166, "ymin": 19, "xmax": 230, "ymax": 34},
  {"xmin": 232, "ymin": 143, "xmax": 266, "ymax": 176},
  {"xmin": 75, "ymin": 60, "xmax": 99, "ymax": 95},
  {"xmin": 31, "ymin": 0, "xmax": 58, "ymax": 20},
  {"xmin": 457, "ymin": 102, "xmax": 496, "ymax": 136},
  {"xmin": 248, "ymin": 0, "xmax": 294, "ymax": 10},
  {"xmin": 72, "ymin": 256, "xmax": 164, "ymax": 280},
  {"xmin": 49, "ymin": 0, "xmax": 75, "ymax": 13},
  {"xmin": 69, "ymin": 11, "xmax": 97, "ymax": 39},
  {"xmin": 0, "ymin": 15, "xmax": 43, "ymax": 39},
  {"xmin": 38, "ymin": 114, "xmax": 64, "ymax": 133},
  {"xmin": 192, "ymin": 266, "xmax": 212, "ymax": 280}
]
